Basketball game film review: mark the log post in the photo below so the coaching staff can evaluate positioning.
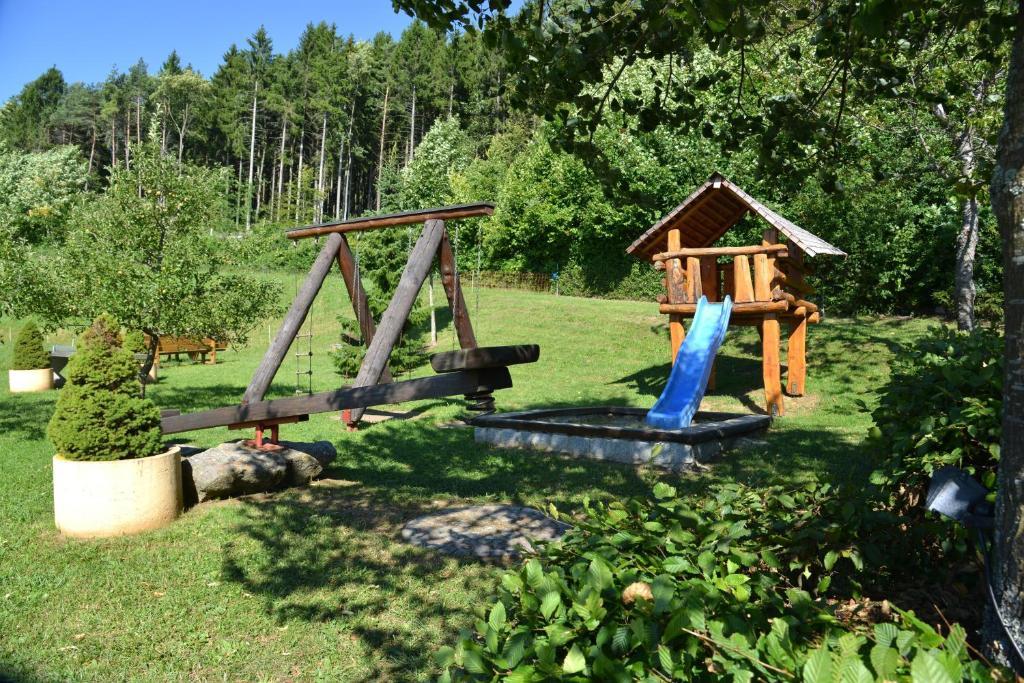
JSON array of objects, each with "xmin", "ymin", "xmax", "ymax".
[
  {"xmin": 346, "ymin": 219, "xmax": 448, "ymax": 424},
  {"xmin": 667, "ymin": 229, "xmax": 686, "ymax": 361},
  {"xmin": 762, "ymin": 314, "xmax": 784, "ymax": 416},
  {"xmin": 243, "ymin": 232, "xmax": 343, "ymax": 404},
  {"xmin": 686, "ymin": 256, "xmax": 702, "ymax": 301},
  {"xmin": 700, "ymin": 257, "xmax": 719, "ymax": 302},
  {"xmin": 437, "ymin": 228, "xmax": 478, "ymax": 349},
  {"xmin": 753, "ymin": 253, "xmax": 772, "ymax": 302},
  {"xmin": 787, "ymin": 313, "xmax": 807, "ymax": 396},
  {"xmin": 734, "ymin": 255, "xmax": 755, "ymax": 302}
]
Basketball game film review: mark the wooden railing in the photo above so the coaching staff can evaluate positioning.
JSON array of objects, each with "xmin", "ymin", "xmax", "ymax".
[{"xmin": 654, "ymin": 241, "xmax": 818, "ymax": 318}]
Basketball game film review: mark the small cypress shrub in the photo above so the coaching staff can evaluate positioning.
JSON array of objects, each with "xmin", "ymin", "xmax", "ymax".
[
  {"xmin": 47, "ymin": 314, "xmax": 162, "ymax": 461},
  {"xmin": 12, "ymin": 321, "xmax": 50, "ymax": 370}
]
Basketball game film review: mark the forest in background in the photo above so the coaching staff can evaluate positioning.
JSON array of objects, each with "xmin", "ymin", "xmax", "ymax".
[{"xmin": 0, "ymin": 11, "xmax": 1007, "ymax": 319}]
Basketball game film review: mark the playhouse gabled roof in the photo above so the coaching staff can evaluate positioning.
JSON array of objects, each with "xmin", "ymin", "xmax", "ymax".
[{"xmin": 626, "ymin": 173, "xmax": 847, "ymax": 260}]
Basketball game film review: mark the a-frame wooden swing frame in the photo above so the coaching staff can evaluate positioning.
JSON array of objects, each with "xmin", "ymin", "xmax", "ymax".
[{"xmin": 161, "ymin": 203, "xmax": 533, "ymax": 442}]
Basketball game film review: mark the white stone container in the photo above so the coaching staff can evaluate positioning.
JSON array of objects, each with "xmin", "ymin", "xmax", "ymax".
[
  {"xmin": 8, "ymin": 368, "xmax": 53, "ymax": 393},
  {"xmin": 52, "ymin": 447, "xmax": 182, "ymax": 538}
]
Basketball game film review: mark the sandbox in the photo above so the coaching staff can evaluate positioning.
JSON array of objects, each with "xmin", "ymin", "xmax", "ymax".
[{"xmin": 471, "ymin": 406, "xmax": 770, "ymax": 472}]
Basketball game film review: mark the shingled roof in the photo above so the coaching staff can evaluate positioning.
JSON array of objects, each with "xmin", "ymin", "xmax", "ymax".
[{"xmin": 626, "ymin": 173, "xmax": 846, "ymax": 260}]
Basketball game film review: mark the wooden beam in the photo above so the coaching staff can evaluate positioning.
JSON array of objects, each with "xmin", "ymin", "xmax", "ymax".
[
  {"xmin": 773, "ymin": 290, "xmax": 819, "ymax": 313},
  {"xmin": 660, "ymin": 300, "xmax": 788, "ymax": 315},
  {"xmin": 653, "ymin": 244, "xmax": 788, "ymax": 261},
  {"xmin": 336, "ymin": 235, "xmax": 391, "ymax": 383},
  {"xmin": 787, "ymin": 315, "xmax": 807, "ymax": 396},
  {"xmin": 762, "ymin": 314, "xmax": 784, "ymax": 416},
  {"xmin": 243, "ymin": 233, "xmax": 343, "ymax": 404},
  {"xmin": 286, "ymin": 203, "xmax": 494, "ymax": 240},
  {"xmin": 162, "ymin": 368, "xmax": 513, "ymax": 434},
  {"xmin": 437, "ymin": 228, "xmax": 478, "ymax": 349},
  {"xmin": 347, "ymin": 218, "xmax": 447, "ymax": 424},
  {"xmin": 733, "ymin": 255, "xmax": 755, "ymax": 303}
]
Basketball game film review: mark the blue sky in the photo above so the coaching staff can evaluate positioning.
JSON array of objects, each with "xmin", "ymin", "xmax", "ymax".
[{"xmin": 0, "ymin": 0, "xmax": 419, "ymax": 101}]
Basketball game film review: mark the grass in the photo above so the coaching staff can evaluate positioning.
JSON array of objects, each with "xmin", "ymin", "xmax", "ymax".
[{"xmin": 0, "ymin": 277, "xmax": 939, "ymax": 682}]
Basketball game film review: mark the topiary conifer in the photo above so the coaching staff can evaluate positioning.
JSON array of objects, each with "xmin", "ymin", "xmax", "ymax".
[
  {"xmin": 12, "ymin": 321, "xmax": 49, "ymax": 371},
  {"xmin": 47, "ymin": 314, "xmax": 162, "ymax": 461}
]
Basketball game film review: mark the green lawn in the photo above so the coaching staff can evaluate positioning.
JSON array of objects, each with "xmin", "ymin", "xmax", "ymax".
[{"xmin": 0, "ymin": 279, "xmax": 937, "ymax": 682}]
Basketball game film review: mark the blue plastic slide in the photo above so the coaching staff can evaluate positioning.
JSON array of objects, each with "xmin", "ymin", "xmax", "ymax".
[{"xmin": 646, "ymin": 295, "xmax": 733, "ymax": 429}]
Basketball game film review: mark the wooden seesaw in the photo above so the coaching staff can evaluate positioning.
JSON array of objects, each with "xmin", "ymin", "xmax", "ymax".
[{"xmin": 160, "ymin": 203, "xmax": 539, "ymax": 446}]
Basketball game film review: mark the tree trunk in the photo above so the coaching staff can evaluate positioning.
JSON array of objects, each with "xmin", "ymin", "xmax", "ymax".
[
  {"xmin": 178, "ymin": 101, "xmax": 190, "ymax": 164},
  {"xmin": 86, "ymin": 126, "xmax": 96, "ymax": 189},
  {"xmin": 955, "ymin": 194, "xmax": 979, "ymax": 331},
  {"xmin": 316, "ymin": 111, "xmax": 328, "ymax": 223},
  {"xmin": 245, "ymin": 87, "xmax": 258, "ymax": 231},
  {"xmin": 296, "ymin": 127, "xmax": 305, "ymax": 222},
  {"xmin": 110, "ymin": 117, "xmax": 117, "ymax": 168},
  {"xmin": 139, "ymin": 332, "xmax": 160, "ymax": 398},
  {"xmin": 343, "ymin": 100, "xmax": 356, "ymax": 220},
  {"xmin": 377, "ymin": 84, "xmax": 390, "ymax": 211},
  {"xmin": 255, "ymin": 144, "xmax": 266, "ymax": 220},
  {"xmin": 408, "ymin": 85, "xmax": 416, "ymax": 166},
  {"xmin": 985, "ymin": 0, "xmax": 1024, "ymax": 672},
  {"xmin": 276, "ymin": 117, "xmax": 287, "ymax": 223}
]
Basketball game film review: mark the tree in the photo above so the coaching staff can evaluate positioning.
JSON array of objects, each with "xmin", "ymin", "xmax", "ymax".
[
  {"xmin": 154, "ymin": 65, "xmax": 210, "ymax": 163},
  {"xmin": 57, "ymin": 140, "xmax": 281, "ymax": 380},
  {"xmin": 0, "ymin": 67, "xmax": 66, "ymax": 151},
  {"xmin": 244, "ymin": 27, "xmax": 274, "ymax": 230},
  {"xmin": 395, "ymin": 0, "xmax": 1024, "ymax": 670},
  {"xmin": 988, "ymin": 0, "xmax": 1024, "ymax": 667}
]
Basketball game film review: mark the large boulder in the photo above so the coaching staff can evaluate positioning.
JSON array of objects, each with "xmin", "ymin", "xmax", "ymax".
[{"xmin": 180, "ymin": 440, "xmax": 337, "ymax": 504}]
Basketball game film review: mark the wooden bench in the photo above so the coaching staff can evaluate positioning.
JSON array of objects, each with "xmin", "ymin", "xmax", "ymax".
[{"xmin": 146, "ymin": 335, "xmax": 228, "ymax": 365}]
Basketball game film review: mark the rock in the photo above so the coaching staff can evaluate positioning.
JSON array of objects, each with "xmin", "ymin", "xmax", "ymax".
[
  {"xmin": 180, "ymin": 440, "xmax": 337, "ymax": 504},
  {"xmin": 277, "ymin": 440, "xmax": 337, "ymax": 468},
  {"xmin": 184, "ymin": 442, "xmax": 287, "ymax": 503},
  {"xmin": 401, "ymin": 505, "xmax": 570, "ymax": 560},
  {"xmin": 279, "ymin": 450, "xmax": 323, "ymax": 487}
]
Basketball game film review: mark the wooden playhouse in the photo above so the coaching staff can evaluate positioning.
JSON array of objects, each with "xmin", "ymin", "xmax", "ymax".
[{"xmin": 626, "ymin": 173, "xmax": 846, "ymax": 416}]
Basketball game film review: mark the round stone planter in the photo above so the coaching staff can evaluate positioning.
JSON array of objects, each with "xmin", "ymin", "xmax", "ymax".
[
  {"xmin": 53, "ymin": 447, "xmax": 183, "ymax": 538},
  {"xmin": 8, "ymin": 368, "xmax": 53, "ymax": 393}
]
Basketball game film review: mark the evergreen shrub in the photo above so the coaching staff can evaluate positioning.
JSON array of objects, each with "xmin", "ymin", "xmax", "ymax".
[
  {"xmin": 47, "ymin": 314, "xmax": 162, "ymax": 461},
  {"xmin": 11, "ymin": 321, "xmax": 49, "ymax": 370}
]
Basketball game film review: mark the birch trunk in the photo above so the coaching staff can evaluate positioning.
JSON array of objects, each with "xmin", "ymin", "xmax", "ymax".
[
  {"xmin": 316, "ymin": 112, "xmax": 327, "ymax": 223},
  {"xmin": 376, "ymin": 84, "xmax": 389, "ymax": 211},
  {"xmin": 296, "ymin": 127, "xmax": 305, "ymax": 222},
  {"xmin": 955, "ymin": 193, "xmax": 980, "ymax": 331},
  {"xmin": 86, "ymin": 126, "xmax": 96, "ymax": 189},
  {"xmin": 177, "ymin": 101, "xmax": 190, "ymax": 164},
  {"xmin": 245, "ymin": 86, "xmax": 258, "ymax": 231},
  {"xmin": 985, "ymin": 1, "xmax": 1024, "ymax": 672},
  {"xmin": 276, "ymin": 117, "xmax": 287, "ymax": 223},
  {"xmin": 408, "ymin": 85, "xmax": 416, "ymax": 166}
]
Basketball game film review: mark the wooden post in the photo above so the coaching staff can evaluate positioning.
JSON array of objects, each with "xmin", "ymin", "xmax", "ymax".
[
  {"xmin": 787, "ymin": 314, "xmax": 807, "ymax": 396},
  {"xmin": 734, "ymin": 255, "xmax": 755, "ymax": 302},
  {"xmin": 243, "ymin": 233, "xmax": 343, "ymax": 404},
  {"xmin": 762, "ymin": 314, "xmax": 784, "ymax": 416},
  {"xmin": 686, "ymin": 256, "xmax": 702, "ymax": 300},
  {"xmin": 667, "ymin": 229, "xmax": 685, "ymax": 361},
  {"xmin": 336, "ymin": 234, "xmax": 392, "ymax": 383},
  {"xmin": 753, "ymin": 253, "xmax": 772, "ymax": 301},
  {"xmin": 346, "ymin": 219, "xmax": 448, "ymax": 424},
  {"xmin": 437, "ymin": 228, "xmax": 478, "ymax": 349}
]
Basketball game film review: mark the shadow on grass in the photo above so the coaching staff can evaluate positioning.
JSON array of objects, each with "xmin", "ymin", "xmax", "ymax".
[
  {"xmin": 220, "ymin": 482, "xmax": 487, "ymax": 679},
  {"xmin": 0, "ymin": 392, "xmax": 55, "ymax": 441}
]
